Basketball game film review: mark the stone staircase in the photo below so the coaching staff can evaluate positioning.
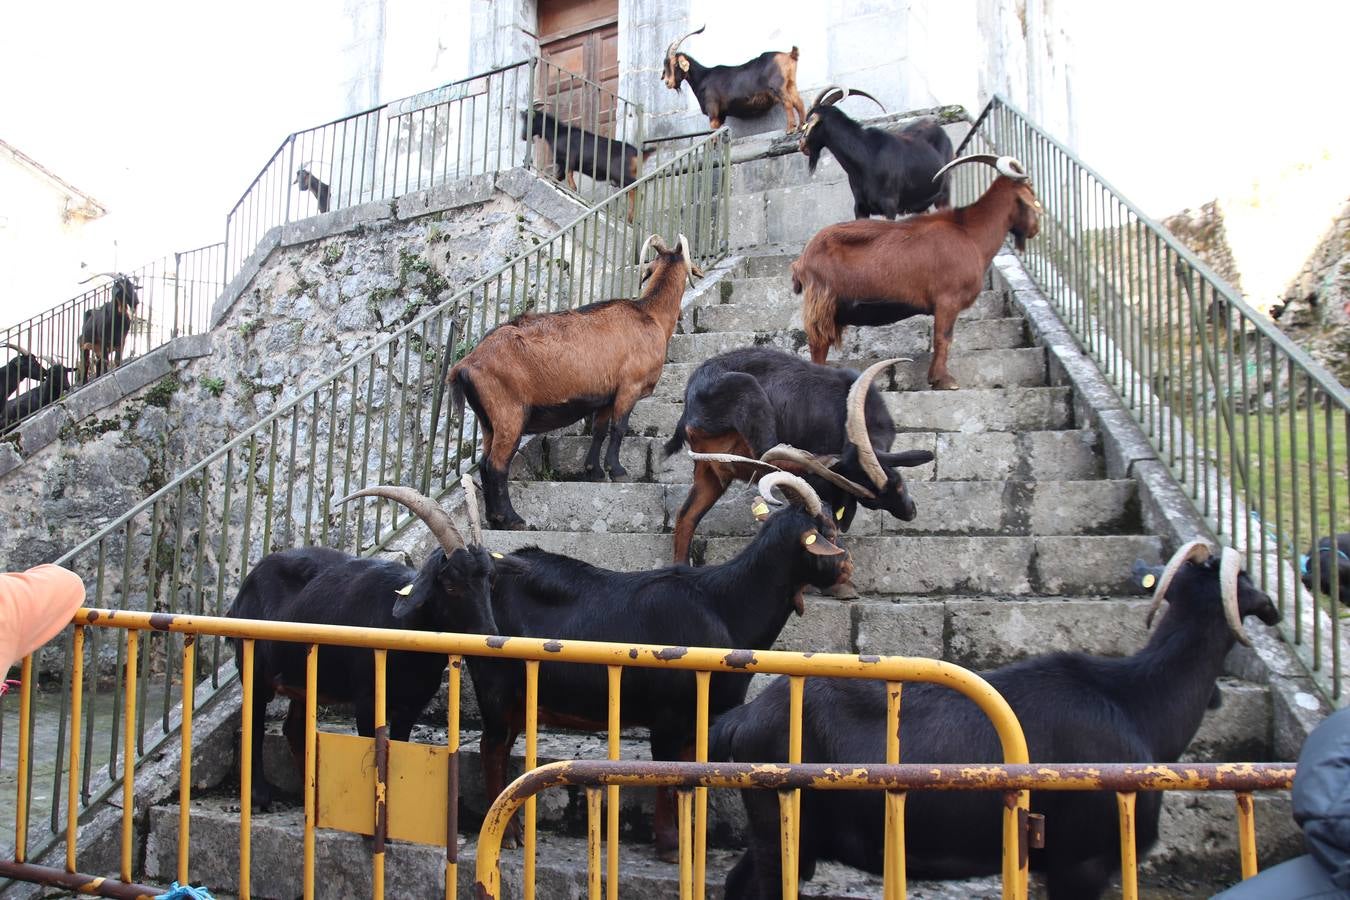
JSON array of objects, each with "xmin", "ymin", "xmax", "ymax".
[{"xmin": 143, "ymin": 122, "xmax": 1297, "ymax": 898}]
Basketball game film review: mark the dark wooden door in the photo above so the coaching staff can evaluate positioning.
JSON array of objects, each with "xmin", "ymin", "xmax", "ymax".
[{"xmin": 537, "ymin": 0, "xmax": 620, "ymax": 135}]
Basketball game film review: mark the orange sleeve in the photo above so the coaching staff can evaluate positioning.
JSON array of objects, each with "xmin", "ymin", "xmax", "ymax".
[{"xmin": 0, "ymin": 564, "xmax": 86, "ymax": 676}]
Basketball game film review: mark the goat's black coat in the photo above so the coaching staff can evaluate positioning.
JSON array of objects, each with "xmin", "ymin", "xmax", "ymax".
[
  {"xmin": 227, "ymin": 543, "xmax": 496, "ymax": 809},
  {"xmin": 712, "ymin": 555, "xmax": 1281, "ymax": 900},
  {"xmin": 294, "ymin": 168, "xmax": 331, "ymax": 213},
  {"xmin": 520, "ymin": 110, "xmax": 645, "ymax": 190},
  {"xmin": 2, "ymin": 364, "xmax": 70, "ymax": 430},
  {"xmin": 1302, "ymin": 533, "xmax": 1350, "ymax": 606},
  {"xmin": 0, "ymin": 353, "xmax": 46, "ymax": 401},
  {"xmin": 801, "ymin": 110, "xmax": 953, "ymax": 219},
  {"xmin": 666, "ymin": 50, "xmax": 802, "ymax": 130},
  {"xmin": 664, "ymin": 347, "xmax": 932, "ymax": 531},
  {"xmin": 79, "ymin": 276, "xmax": 139, "ymax": 380},
  {"xmin": 469, "ymin": 501, "xmax": 851, "ymax": 849}
]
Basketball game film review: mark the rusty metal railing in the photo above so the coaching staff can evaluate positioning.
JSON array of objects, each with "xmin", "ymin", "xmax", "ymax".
[
  {"xmin": 951, "ymin": 95, "xmax": 1350, "ymax": 704},
  {"xmin": 3, "ymin": 610, "xmax": 1029, "ymax": 900},
  {"xmin": 474, "ymin": 760, "xmax": 1295, "ymax": 900}
]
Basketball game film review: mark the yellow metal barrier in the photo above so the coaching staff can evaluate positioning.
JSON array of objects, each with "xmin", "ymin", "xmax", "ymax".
[
  {"xmin": 4, "ymin": 609, "xmax": 1033, "ymax": 899},
  {"xmin": 473, "ymin": 760, "xmax": 1297, "ymax": 900}
]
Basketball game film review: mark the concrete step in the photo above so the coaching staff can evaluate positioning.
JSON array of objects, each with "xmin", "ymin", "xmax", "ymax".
[
  {"xmin": 511, "ymin": 429, "xmax": 1104, "ymax": 485},
  {"xmin": 498, "ymin": 479, "xmax": 1139, "ymax": 538},
  {"xmin": 666, "ymin": 316, "xmax": 1027, "ymax": 363},
  {"xmin": 696, "ymin": 286, "xmax": 1006, "ymax": 331},
  {"xmin": 886, "ymin": 386, "xmax": 1073, "ymax": 433},
  {"xmin": 477, "ymin": 530, "xmax": 1162, "ymax": 596},
  {"xmin": 734, "ymin": 253, "xmax": 796, "ymax": 279},
  {"xmin": 650, "ymin": 347, "xmax": 1048, "ymax": 404}
]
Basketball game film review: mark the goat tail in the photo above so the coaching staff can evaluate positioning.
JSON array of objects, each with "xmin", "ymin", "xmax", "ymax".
[
  {"xmin": 789, "ymin": 46, "xmax": 799, "ymax": 61},
  {"xmin": 449, "ymin": 366, "xmax": 468, "ymax": 420},
  {"xmin": 663, "ymin": 407, "xmax": 689, "ymax": 458},
  {"xmin": 801, "ymin": 280, "xmax": 841, "ymax": 353}
]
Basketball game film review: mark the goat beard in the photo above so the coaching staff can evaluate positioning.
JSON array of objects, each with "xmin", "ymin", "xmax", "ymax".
[
  {"xmin": 1013, "ymin": 232, "xmax": 1028, "ymax": 252},
  {"xmin": 805, "ymin": 145, "xmax": 822, "ymax": 175}
]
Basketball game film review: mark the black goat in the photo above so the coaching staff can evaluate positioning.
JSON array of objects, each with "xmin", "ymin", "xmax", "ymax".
[
  {"xmin": 77, "ymin": 273, "xmax": 140, "ymax": 382},
  {"xmin": 226, "ymin": 485, "xmax": 495, "ymax": 810},
  {"xmin": 798, "ymin": 86, "xmax": 954, "ymax": 219},
  {"xmin": 712, "ymin": 540, "xmax": 1281, "ymax": 899},
  {"xmin": 520, "ymin": 109, "xmax": 649, "ymax": 221},
  {"xmin": 0, "ymin": 343, "xmax": 47, "ymax": 401},
  {"xmin": 663, "ymin": 350, "xmax": 933, "ymax": 589},
  {"xmin": 294, "ymin": 166, "xmax": 331, "ymax": 213},
  {"xmin": 1302, "ymin": 534, "xmax": 1350, "ymax": 606},
  {"xmin": 470, "ymin": 471, "xmax": 852, "ymax": 860},
  {"xmin": 2, "ymin": 364, "xmax": 71, "ymax": 431},
  {"xmin": 661, "ymin": 26, "xmax": 806, "ymax": 131}
]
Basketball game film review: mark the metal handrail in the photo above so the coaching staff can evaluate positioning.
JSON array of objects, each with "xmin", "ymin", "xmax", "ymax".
[
  {"xmin": 954, "ymin": 94, "xmax": 1350, "ymax": 703},
  {"xmin": 1, "ymin": 125, "xmax": 732, "ymax": 874}
]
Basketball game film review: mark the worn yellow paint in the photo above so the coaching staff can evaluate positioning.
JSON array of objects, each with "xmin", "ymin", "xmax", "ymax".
[
  {"xmin": 178, "ymin": 635, "xmax": 196, "ymax": 886},
  {"xmin": 1236, "ymin": 792, "xmax": 1258, "ymax": 879},
  {"xmin": 121, "ymin": 630, "xmax": 139, "ymax": 884},
  {"xmin": 15, "ymin": 655, "xmax": 33, "ymax": 863},
  {"xmin": 315, "ymin": 731, "xmax": 451, "ymax": 845},
  {"xmin": 66, "ymin": 626, "xmax": 84, "ymax": 876},
  {"xmin": 1117, "ymin": 792, "xmax": 1138, "ymax": 900},
  {"xmin": 240, "ymin": 639, "xmax": 254, "ymax": 900},
  {"xmin": 694, "ymin": 670, "xmax": 710, "ymax": 900}
]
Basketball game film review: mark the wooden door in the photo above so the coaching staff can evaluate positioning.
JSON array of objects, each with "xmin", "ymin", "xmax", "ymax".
[{"xmin": 537, "ymin": 0, "xmax": 620, "ymax": 136}]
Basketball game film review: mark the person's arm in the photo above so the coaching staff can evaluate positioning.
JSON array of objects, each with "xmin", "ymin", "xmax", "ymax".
[{"xmin": 0, "ymin": 564, "xmax": 86, "ymax": 674}]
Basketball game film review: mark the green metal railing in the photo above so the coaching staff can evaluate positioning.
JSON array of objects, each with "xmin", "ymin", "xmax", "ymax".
[
  {"xmin": 953, "ymin": 95, "xmax": 1350, "ymax": 702},
  {"xmin": 0, "ymin": 124, "xmax": 730, "ymax": 871}
]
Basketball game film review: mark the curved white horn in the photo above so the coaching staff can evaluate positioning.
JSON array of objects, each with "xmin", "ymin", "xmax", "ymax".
[
  {"xmin": 687, "ymin": 451, "xmax": 781, "ymax": 473},
  {"xmin": 639, "ymin": 234, "xmax": 662, "ymax": 261},
  {"xmin": 460, "ymin": 473, "xmax": 483, "ymax": 547},
  {"xmin": 758, "ymin": 472, "xmax": 823, "ymax": 519},
  {"xmin": 1220, "ymin": 546, "xmax": 1253, "ymax": 647},
  {"xmin": 666, "ymin": 24, "xmax": 705, "ymax": 60},
  {"xmin": 1146, "ymin": 539, "xmax": 1213, "ymax": 629},
  {"xmin": 932, "ymin": 153, "xmax": 1030, "ymax": 184},
  {"xmin": 760, "ymin": 444, "xmax": 876, "ymax": 500},
  {"xmin": 339, "ymin": 485, "xmax": 465, "ymax": 555},
  {"xmin": 78, "ymin": 271, "xmax": 121, "ymax": 284},
  {"xmin": 845, "ymin": 358, "xmax": 907, "ymax": 491}
]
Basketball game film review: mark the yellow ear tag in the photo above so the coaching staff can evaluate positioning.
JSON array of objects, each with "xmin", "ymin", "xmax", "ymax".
[
  {"xmin": 752, "ymin": 501, "xmax": 769, "ymax": 517},
  {"xmin": 394, "ymin": 583, "xmax": 414, "ymax": 596},
  {"xmin": 835, "ymin": 507, "xmax": 845, "ymax": 521},
  {"xmin": 491, "ymin": 552, "xmax": 504, "ymax": 559},
  {"xmin": 804, "ymin": 533, "xmax": 817, "ymax": 545},
  {"xmin": 1141, "ymin": 573, "xmax": 1156, "ymax": 589}
]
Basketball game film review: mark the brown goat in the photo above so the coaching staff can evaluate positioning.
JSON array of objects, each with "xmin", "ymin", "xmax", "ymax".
[
  {"xmin": 449, "ymin": 235, "xmax": 700, "ymax": 529},
  {"xmin": 791, "ymin": 154, "xmax": 1041, "ymax": 389}
]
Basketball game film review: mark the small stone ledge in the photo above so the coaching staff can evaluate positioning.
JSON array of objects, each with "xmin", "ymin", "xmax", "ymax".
[
  {"xmin": 395, "ymin": 172, "xmax": 496, "ymax": 219},
  {"xmin": 211, "ymin": 227, "xmax": 282, "ymax": 328},
  {"xmin": 167, "ymin": 332, "xmax": 213, "ymax": 361},
  {"xmin": 111, "ymin": 346, "xmax": 174, "ymax": 396},
  {"xmin": 280, "ymin": 198, "xmax": 391, "ymax": 248},
  {"xmin": 16, "ymin": 402, "xmax": 72, "ymax": 456}
]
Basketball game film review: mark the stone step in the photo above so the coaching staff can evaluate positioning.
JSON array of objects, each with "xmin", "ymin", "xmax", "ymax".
[
  {"xmin": 696, "ymin": 286, "xmax": 1006, "ymax": 331},
  {"xmin": 666, "ymin": 316, "xmax": 1027, "ymax": 363},
  {"xmin": 511, "ymin": 429, "xmax": 1104, "ymax": 485},
  {"xmin": 477, "ymin": 531, "xmax": 1162, "ymax": 596},
  {"xmin": 649, "ymin": 347, "xmax": 1048, "ymax": 404},
  {"xmin": 500, "ymin": 479, "xmax": 1139, "ymax": 537},
  {"xmin": 735, "ymin": 253, "xmax": 796, "ymax": 279}
]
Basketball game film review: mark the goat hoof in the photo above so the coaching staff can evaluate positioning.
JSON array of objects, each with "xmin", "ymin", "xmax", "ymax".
[
  {"xmin": 584, "ymin": 466, "xmax": 606, "ymax": 482},
  {"xmin": 608, "ymin": 467, "xmax": 631, "ymax": 483},
  {"xmin": 490, "ymin": 513, "xmax": 528, "ymax": 531},
  {"xmin": 930, "ymin": 376, "xmax": 961, "ymax": 391},
  {"xmin": 654, "ymin": 842, "xmax": 680, "ymax": 864}
]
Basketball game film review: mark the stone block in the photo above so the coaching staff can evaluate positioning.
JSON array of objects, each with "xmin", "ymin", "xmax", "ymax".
[
  {"xmin": 1183, "ymin": 680, "xmax": 1273, "ymax": 762},
  {"xmin": 542, "ymin": 435, "xmax": 653, "ymax": 482},
  {"xmin": 1032, "ymin": 535, "xmax": 1163, "ymax": 594},
  {"xmin": 0, "ymin": 442, "xmax": 21, "ymax": 478},
  {"xmin": 1143, "ymin": 790, "xmax": 1299, "ymax": 880},
  {"xmin": 934, "ymin": 431, "xmax": 1015, "ymax": 481},
  {"xmin": 774, "ymin": 595, "xmax": 854, "ymax": 653},
  {"xmin": 280, "ymin": 199, "xmax": 391, "ymax": 247},
  {"xmin": 112, "ymin": 348, "xmax": 174, "ymax": 396},
  {"xmin": 790, "ymin": 536, "xmax": 1036, "ymax": 595},
  {"xmin": 627, "ymin": 396, "xmax": 681, "ymax": 436},
  {"xmin": 887, "ymin": 387, "xmax": 1072, "ymax": 434},
  {"xmin": 213, "ymin": 227, "xmax": 281, "ymax": 327},
  {"xmin": 729, "ymin": 194, "xmax": 767, "ymax": 249},
  {"xmin": 17, "ymin": 402, "xmax": 72, "ymax": 454},
  {"xmin": 763, "ymin": 183, "xmax": 855, "ymax": 245},
  {"xmin": 944, "ymin": 598, "xmax": 1151, "ymax": 668},
  {"xmin": 508, "ymin": 482, "xmax": 667, "ymax": 534},
  {"xmin": 58, "ymin": 373, "xmax": 124, "ymax": 422},
  {"xmin": 480, "ymin": 530, "xmax": 673, "ymax": 570},
  {"xmin": 852, "ymin": 599, "xmax": 945, "ymax": 658},
  {"xmin": 1028, "ymin": 479, "xmax": 1137, "ymax": 535},
  {"xmin": 1024, "ymin": 429, "xmax": 1102, "ymax": 481},
  {"xmin": 395, "ymin": 172, "xmax": 496, "ymax": 218},
  {"xmin": 166, "ymin": 332, "xmax": 214, "ymax": 361},
  {"xmin": 1097, "ymin": 407, "xmax": 1158, "ymax": 479}
]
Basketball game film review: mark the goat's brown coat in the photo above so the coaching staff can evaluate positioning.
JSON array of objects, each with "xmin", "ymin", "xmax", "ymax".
[{"xmin": 792, "ymin": 177, "xmax": 1041, "ymax": 388}]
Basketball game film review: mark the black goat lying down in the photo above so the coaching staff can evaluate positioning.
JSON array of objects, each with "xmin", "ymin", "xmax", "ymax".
[
  {"xmin": 712, "ymin": 540, "xmax": 1281, "ymax": 900},
  {"xmin": 227, "ymin": 486, "xmax": 495, "ymax": 810},
  {"xmin": 798, "ymin": 86, "xmax": 954, "ymax": 218},
  {"xmin": 471, "ymin": 470, "xmax": 852, "ymax": 860},
  {"xmin": 2, "ymin": 364, "xmax": 71, "ymax": 430},
  {"xmin": 520, "ymin": 109, "xmax": 650, "ymax": 220}
]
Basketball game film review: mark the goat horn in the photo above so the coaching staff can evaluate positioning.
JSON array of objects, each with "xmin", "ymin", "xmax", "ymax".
[
  {"xmin": 460, "ymin": 473, "xmax": 484, "ymax": 547},
  {"xmin": 640, "ymin": 234, "xmax": 668, "ymax": 261},
  {"xmin": 1145, "ymin": 539, "xmax": 1213, "ymax": 629},
  {"xmin": 812, "ymin": 85, "xmax": 886, "ymax": 114},
  {"xmin": 78, "ymin": 271, "xmax": 121, "ymax": 284},
  {"xmin": 1, "ymin": 342, "xmax": 40, "ymax": 359},
  {"xmin": 845, "ymin": 358, "xmax": 906, "ymax": 491},
  {"xmin": 338, "ymin": 485, "xmax": 466, "ymax": 555},
  {"xmin": 687, "ymin": 450, "xmax": 782, "ymax": 473},
  {"xmin": 676, "ymin": 233, "xmax": 703, "ymax": 282},
  {"xmin": 760, "ymin": 444, "xmax": 876, "ymax": 500},
  {"xmin": 758, "ymin": 472, "xmax": 823, "ymax": 519},
  {"xmin": 932, "ymin": 154, "xmax": 1030, "ymax": 183},
  {"xmin": 666, "ymin": 24, "xmax": 705, "ymax": 60},
  {"xmin": 1220, "ymin": 546, "xmax": 1254, "ymax": 647}
]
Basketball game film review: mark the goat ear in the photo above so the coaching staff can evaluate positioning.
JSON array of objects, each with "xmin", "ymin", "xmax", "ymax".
[
  {"xmin": 750, "ymin": 498, "xmax": 772, "ymax": 522},
  {"xmin": 801, "ymin": 529, "xmax": 845, "ymax": 557},
  {"xmin": 392, "ymin": 584, "xmax": 426, "ymax": 619},
  {"xmin": 678, "ymin": 56, "xmax": 690, "ymax": 72}
]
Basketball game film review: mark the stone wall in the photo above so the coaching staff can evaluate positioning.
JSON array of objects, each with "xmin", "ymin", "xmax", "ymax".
[
  {"xmin": 0, "ymin": 170, "xmax": 578, "ymax": 577},
  {"xmin": 1272, "ymin": 198, "xmax": 1350, "ymax": 384}
]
